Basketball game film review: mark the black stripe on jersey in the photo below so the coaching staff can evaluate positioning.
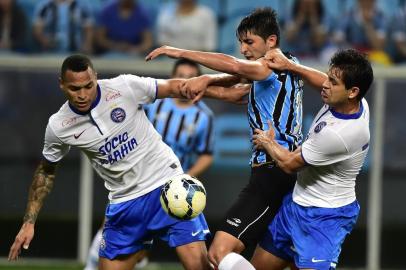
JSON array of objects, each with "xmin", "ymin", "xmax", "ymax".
[
  {"xmin": 175, "ymin": 114, "xmax": 186, "ymax": 141},
  {"xmin": 152, "ymin": 99, "xmax": 164, "ymax": 128},
  {"xmin": 162, "ymin": 110, "xmax": 174, "ymax": 142},
  {"xmin": 203, "ymin": 115, "xmax": 213, "ymax": 153},
  {"xmin": 272, "ymin": 72, "xmax": 290, "ymax": 149},
  {"xmin": 285, "ymin": 75, "xmax": 298, "ymax": 151},
  {"xmin": 187, "ymin": 111, "xmax": 201, "ymax": 147},
  {"xmin": 250, "ymin": 84, "xmax": 264, "ymax": 163}
]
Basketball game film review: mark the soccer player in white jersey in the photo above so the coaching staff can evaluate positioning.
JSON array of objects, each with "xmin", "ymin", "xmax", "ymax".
[
  {"xmin": 250, "ymin": 48, "xmax": 374, "ymax": 270},
  {"xmin": 7, "ymin": 54, "xmax": 249, "ymax": 270}
]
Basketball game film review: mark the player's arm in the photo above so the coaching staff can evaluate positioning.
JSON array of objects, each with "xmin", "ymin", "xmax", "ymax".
[
  {"xmin": 9, "ymin": 159, "xmax": 58, "ymax": 261},
  {"xmin": 146, "ymin": 46, "xmax": 272, "ymax": 81},
  {"xmin": 157, "ymin": 79, "xmax": 250, "ymax": 105},
  {"xmin": 265, "ymin": 48, "xmax": 327, "ymax": 91},
  {"xmin": 252, "ymin": 123, "xmax": 305, "ymax": 174},
  {"xmin": 187, "ymin": 154, "xmax": 213, "ymax": 177}
]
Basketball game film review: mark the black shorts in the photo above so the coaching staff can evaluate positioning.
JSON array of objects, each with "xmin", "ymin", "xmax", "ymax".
[{"xmin": 219, "ymin": 164, "xmax": 296, "ymax": 247}]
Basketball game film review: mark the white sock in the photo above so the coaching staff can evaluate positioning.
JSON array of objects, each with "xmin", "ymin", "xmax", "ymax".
[
  {"xmin": 218, "ymin": 252, "xmax": 256, "ymax": 270},
  {"xmin": 84, "ymin": 229, "xmax": 103, "ymax": 270}
]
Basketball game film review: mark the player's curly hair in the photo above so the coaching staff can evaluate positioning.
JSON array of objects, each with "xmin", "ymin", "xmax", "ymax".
[
  {"xmin": 60, "ymin": 54, "xmax": 94, "ymax": 80},
  {"xmin": 330, "ymin": 49, "xmax": 374, "ymax": 101},
  {"xmin": 236, "ymin": 7, "xmax": 280, "ymax": 46}
]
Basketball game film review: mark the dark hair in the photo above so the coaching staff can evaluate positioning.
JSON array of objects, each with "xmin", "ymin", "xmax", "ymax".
[
  {"xmin": 60, "ymin": 54, "xmax": 94, "ymax": 80},
  {"xmin": 236, "ymin": 7, "xmax": 280, "ymax": 46},
  {"xmin": 329, "ymin": 49, "xmax": 374, "ymax": 101},
  {"xmin": 172, "ymin": 58, "xmax": 202, "ymax": 77}
]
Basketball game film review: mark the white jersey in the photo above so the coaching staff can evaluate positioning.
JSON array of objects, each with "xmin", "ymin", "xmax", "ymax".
[
  {"xmin": 42, "ymin": 75, "xmax": 183, "ymax": 204},
  {"xmin": 293, "ymin": 99, "xmax": 370, "ymax": 208}
]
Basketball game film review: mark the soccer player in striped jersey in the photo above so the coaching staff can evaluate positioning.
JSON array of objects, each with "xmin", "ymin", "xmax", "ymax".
[
  {"xmin": 147, "ymin": 7, "xmax": 303, "ymax": 270},
  {"xmin": 84, "ymin": 58, "xmax": 214, "ymax": 270},
  {"xmin": 252, "ymin": 48, "xmax": 373, "ymax": 270},
  {"xmin": 145, "ymin": 58, "xmax": 214, "ymax": 177},
  {"xmin": 8, "ymin": 54, "xmax": 249, "ymax": 270}
]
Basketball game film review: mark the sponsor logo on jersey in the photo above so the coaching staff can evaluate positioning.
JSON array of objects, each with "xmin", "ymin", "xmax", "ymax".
[
  {"xmin": 99, "ymin": 131, "xmax": 138, "ymax": 164},
  {"xmin": 226, "ymin": 218, "xmax": 241, "ymax": 227},
  {"xmin": 314, "ymin": 121, "xmax": 327, "ymax": 133},
  {"xmin": 61, "ymin": 117, "xmax": 77, "ymax": 127},
  {"xmin": 111, "ymin": 108, "xmax": 126, "ymax": 123},
  {"xmin": 105, "ymin": 90, "xmax": 122, "ymax": 102},
  {"xmin": 74, "ymin": 129, "xmax": 86, "ymax": 139}
]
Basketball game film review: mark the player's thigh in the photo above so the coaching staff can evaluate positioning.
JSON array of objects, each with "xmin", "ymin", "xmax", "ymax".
[
  {"xmin": 251, "ymin": 245, "xmax": 289, "ymax": 270},
  {"xmin": 175, "ymin": 240, "xmax": 210, "ymax": 270},
  {"xmin": 99, "ymin": 250, "xmax": 145, "ymax": 270},
  {"xmin": 208, "ymin": 231, "xmax": 245, "ymax": 265}
]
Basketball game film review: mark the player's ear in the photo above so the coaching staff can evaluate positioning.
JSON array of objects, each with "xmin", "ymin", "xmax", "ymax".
[
  {"xmin": 266, "ymin": 35, "xmax": 277, "ymax": 49},
  {"xmin": 58, "ymin": 76, "xmax": 64, "ymax": 90},
  {"xmin": 348, "ymin": 86, "xmax": 360, "ymax": 100}
]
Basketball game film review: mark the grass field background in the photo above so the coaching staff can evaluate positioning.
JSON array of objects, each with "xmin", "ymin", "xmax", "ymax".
[{"xmin": 0, "ymin": 259, "xmax": 183, "ymax": 270}]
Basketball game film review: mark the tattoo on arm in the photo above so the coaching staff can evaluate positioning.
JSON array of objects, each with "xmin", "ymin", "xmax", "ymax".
[{"xmin": 23, "ymin": 160, "xmax": 57, "ymax": 224}]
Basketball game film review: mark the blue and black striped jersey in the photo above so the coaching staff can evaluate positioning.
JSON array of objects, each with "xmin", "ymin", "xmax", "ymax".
[
  {"xmin": 248, "ymin": 53, "xmax": 303, "ymax": 165},
  {"xmin": 145, "ymin": 98, "xmax": 214, "ymax": 171}
]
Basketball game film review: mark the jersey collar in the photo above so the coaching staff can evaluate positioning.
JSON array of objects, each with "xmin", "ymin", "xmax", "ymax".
[
  {"xmin": 330, "ymin": 101, "xmax": 363, "ymax": 120},
  {"xmin": 68, "ymin": 84, "xmax": 101, "ymax": 115}
]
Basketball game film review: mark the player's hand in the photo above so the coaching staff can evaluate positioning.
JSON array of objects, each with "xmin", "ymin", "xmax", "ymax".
[
  {"xmin": 252, "ymin": 120, "xmax": 275, "ymax": 149},
  {"xmin": 222, "ymin": 83, "xmax": 250, "ymax": 105},
  {"xmin": 145, "ymin": 45, "xmax": 184, "ymax": 61},
  {"xmin": 181, "ymin": 75, "xmax": 211, "ymax": 103},
  {"xmin": 8, "ymin": 222, "xmax": 35, "ymax": 261},
  {"xmin": 264, "ymin": 48, "xmax": 292, "ymax": 71}
]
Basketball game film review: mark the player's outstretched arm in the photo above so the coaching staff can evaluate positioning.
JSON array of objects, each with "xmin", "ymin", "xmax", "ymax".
[
  {"xmin": 157, "ymin": 79, "xmax": 250, "ymax": 105},
  {"xmin": 8, "ymin": 159, "xmax": 58, "ymax": 261},
  {"xmin": 146, "ymin": 45, "xmax": 271, "ymax": 81},
  {"xmin": 265, "ymin": 48, "xmax": 327, "ymax": 91},
  {"xmin": 180, "ymin": 74, "xmax": 243, "ymax": 102},
  {"xmin": 252, "ymin": 121, "xmax": 305, "ymax": 174}
]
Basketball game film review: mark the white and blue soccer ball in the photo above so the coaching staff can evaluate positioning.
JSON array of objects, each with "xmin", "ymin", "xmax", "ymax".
[{"xmin": 160, "ymin": 174, "xmax": 207, "ymax": 220}]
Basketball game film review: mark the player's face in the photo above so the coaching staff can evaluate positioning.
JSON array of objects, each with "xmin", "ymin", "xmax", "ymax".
[
  {"xmin": 239, "ymin": 32, "xmax": 268, "ymax": 60},
  {"xmin": 59, "ymin": 67, "xmax": 98, "ymax": 112},
  {"xmin": 173, "ymin": 64, "xmax": 199, "ymax": 79},
  {"xmin": 321, "ymin": 68, "xmax": 351, "ymax": 107}
]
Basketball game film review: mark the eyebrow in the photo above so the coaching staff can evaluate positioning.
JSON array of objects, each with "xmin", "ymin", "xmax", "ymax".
[{"xmin": 68, "ymin": 81, "xmax": 93, "ymax": 90}]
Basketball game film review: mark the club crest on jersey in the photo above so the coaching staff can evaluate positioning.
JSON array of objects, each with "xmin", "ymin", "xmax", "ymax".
[
  {"xmin": 314, "ymin": 121, "xmax": 327, "ymax": 133},
  {"xmin": 111, "ymin": 108, "xmax": 126, "ymax": 123}
]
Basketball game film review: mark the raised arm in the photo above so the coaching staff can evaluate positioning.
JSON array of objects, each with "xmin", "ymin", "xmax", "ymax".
[
  {"xmin": 146, "ymin": 46, "xmax": 272, "ymax": 81},
  {"xmin": 157, "ymin": 79, "xmax": 250, "ymax": 105},
  {"xmin": 265, "ymin": 48, "xmax": 327, "ymax": 91},
  {"xmin": 9, "ymin": 159, "xmax": 58, "ymax": 260}
]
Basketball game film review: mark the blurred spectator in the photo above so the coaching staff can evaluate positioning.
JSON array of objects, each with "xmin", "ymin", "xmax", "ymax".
[
  {"xmin": 156, "ymin": 0, "xmax": 217, "ymax": 51},
  {"xmin": 0, "ymin": 0, "xmax": 27, "ymax": 52},
  {"xmin": 390, "ymin": 2, "xmax": 406, "ymax": 63},
  {"xmin": 332, "ymin": 0, "xmax": 387, "ymax": 52},
  {"xmin": 282, "ymin": 0, "xmax": 331, "ymax": 59},
  {"xmin": 95, "ymin": 0, "xmax": 153, "ymax": 56},
  {"xmin": 32, "ymin": 0, "xmax": 94, "ymax": 54}
]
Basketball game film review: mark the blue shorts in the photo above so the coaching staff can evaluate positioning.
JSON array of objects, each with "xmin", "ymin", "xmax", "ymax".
[
  {"xmin": 259, "ymin": 193, "xmax": 359, "ymax": 270},
  {"xmin": 99, "ymin": 186, "xmax": 210, "ymax": 259}
]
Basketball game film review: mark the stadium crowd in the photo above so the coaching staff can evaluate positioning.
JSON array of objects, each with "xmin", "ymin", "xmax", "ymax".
[{"xmin": 1, "ymin": 0, "xmax": 406, "ymax": 65}]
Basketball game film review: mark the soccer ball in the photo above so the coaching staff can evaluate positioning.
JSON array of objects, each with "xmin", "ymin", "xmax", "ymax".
[{"xmin": 160, "ymin": 174, "xmax": 207, "ymax": 220}]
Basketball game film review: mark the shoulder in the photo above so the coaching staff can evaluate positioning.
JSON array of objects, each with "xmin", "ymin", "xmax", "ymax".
[
  {"xmin": 47, "ymin": 102, "xmax": 76, "ymax": 135},
  {"xmin": 196, "ymin": 5, "xmax": 216, "ymax": 18}
]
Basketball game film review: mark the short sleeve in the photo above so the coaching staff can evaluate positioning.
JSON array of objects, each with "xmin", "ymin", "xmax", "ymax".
[
  {"xmin": 122, "ymin": 75, "xmax": 157, "ymax": 105},
  {"xmin": 301, "ymin": 127, "xmax": 348, "ymax": 166},
  {"xmin": 42, "ymin": 124, "xmax": 70, "ymax": 163}
]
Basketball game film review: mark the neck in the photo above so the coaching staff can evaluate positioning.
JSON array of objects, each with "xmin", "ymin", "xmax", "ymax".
[
  {"xmin": 177, "ymin": 3, "xmax": 196, "ymax": 14},
  {"xmin": 174, "ymin": 98, "xmax": 193, "ymax": 108},
  {"xmin": 331, "ymin": 100, "xmax": 361, "ymax": 115}
]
